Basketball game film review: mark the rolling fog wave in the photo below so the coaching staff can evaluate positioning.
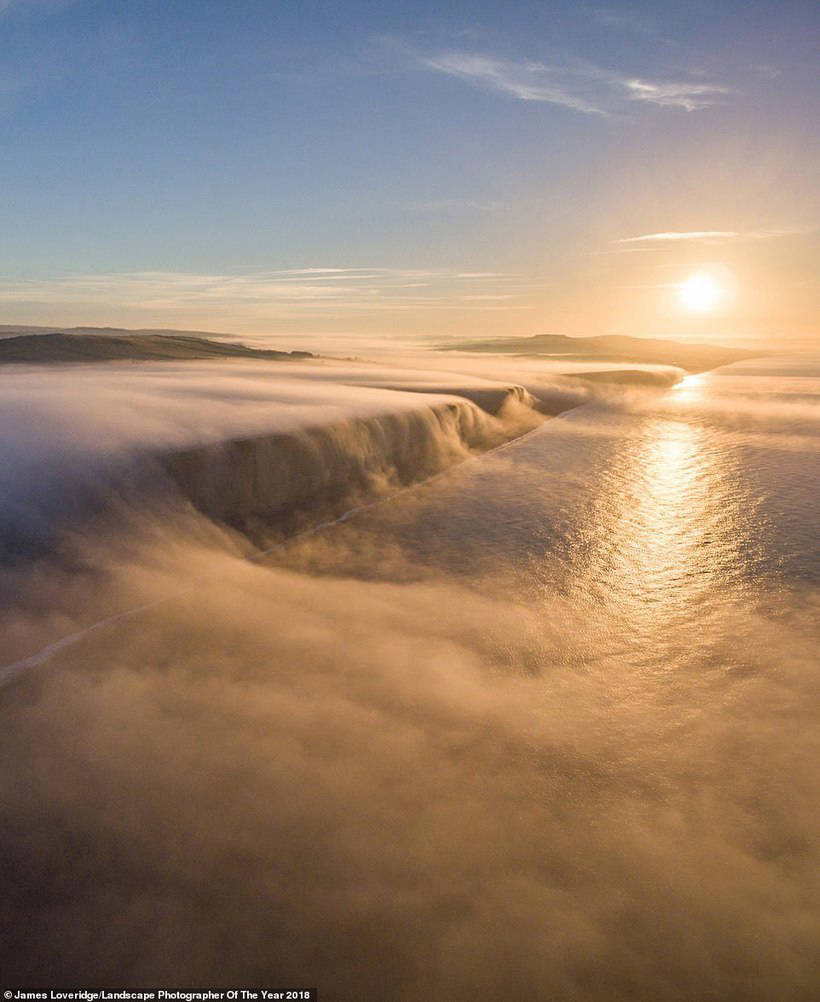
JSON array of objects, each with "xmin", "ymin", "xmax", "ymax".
[
  {"xmin": 0, "ymin": 360, "xmax": 546, "ymax": 560},
  {"xmin": 1, "ymin": 539, "xmax": 818, "ymax": 1000},
  {"xmin": 0, "ymin": 354, "xmax": 818, "ymax": 999}
]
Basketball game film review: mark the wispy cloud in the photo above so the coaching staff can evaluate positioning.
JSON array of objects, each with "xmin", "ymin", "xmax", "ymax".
[
  {"xmin": 620, "ymin": 78, "xmax": 729, "ymax": 110},
  {"xmin": 0, "ymin": 268, "xmax": 531, "ymax": 318},
  {"xmin": 613, "ymin": 228, "xmax": 810, "ymax": 244},
  {"xmin": 421, "ymin": 52, "xmax": 608, "ymax": 115},
  {"xmin": 418, "ymin": 48, "xmax": 729, "ymax": 116},
  {"xmin": 615, "ymin": 231, "xmax": 742, "ymax": 243}
]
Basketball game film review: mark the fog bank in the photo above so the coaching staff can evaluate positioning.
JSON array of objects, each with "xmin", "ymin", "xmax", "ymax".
[
  {"xmin": 0, "ymin": 359, "xmax": 552, "ymax": 559},
  {"xmin": 1, "ymin": 353, "xmax": 817, "ymax": 1000},
  {"xmin": 1, "ymin": 527, "xmax": 818, "ymax": 999}
]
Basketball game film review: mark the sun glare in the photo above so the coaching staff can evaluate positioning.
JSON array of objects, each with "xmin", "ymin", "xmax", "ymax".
[{"xmin": 678, "ymin": 272, "xmax": 723, "ymax": 313}]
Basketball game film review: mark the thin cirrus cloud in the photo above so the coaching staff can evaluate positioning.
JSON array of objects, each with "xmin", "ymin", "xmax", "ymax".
[
  {"xmin": 419, "ymin": 49, "xmax": 729, "ymax": 115},
  {"xmin": 0, "ymin": 268, "xmax": 529, "ymax": 315},
  {"xmin": 621, "ymin": 78, "xmax": 729, "ymax": 111},
  {"xmin": 421, "ymin": 52, "xmax": 608, "ymax": 115},
  {"xmin": 613, "ymin": 228, "xmax": 810, "ymax": 244}
]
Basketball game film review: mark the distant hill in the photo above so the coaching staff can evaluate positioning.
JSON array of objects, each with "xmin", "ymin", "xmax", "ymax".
[
  {"xmin": 0, "ymin": 330, "xmax": 314, "ymax": 364},
  {"xmin": 442, "ymin": 333, "xmax": 760, "ymax": 373},
  {"xmin": 0, "ymin": 324, "xmax": 237, "ymax": 340}
]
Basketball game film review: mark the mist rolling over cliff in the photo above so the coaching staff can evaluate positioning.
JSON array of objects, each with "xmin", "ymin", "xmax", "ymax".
[
  {"xmin": 0, "ymin": 353, "xmax": 559, "ymax": 564},
  {"xmin": 1, "ymin": 340, "xmax": 818, "ymax": 999}
]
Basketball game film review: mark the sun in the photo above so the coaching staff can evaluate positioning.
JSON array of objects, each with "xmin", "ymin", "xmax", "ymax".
[{"xmin": 678, "ymin": 272, "xmax": 723, "ymax": 313}]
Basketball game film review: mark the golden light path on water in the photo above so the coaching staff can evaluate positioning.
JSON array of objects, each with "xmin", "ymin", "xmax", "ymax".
[{"xmin": 563, "ymin": 373, "xmax": 761, "ymax": 674}]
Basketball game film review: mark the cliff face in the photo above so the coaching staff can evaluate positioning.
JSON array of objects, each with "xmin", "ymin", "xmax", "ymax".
[
  {"xmin": 0, "ymin": 384, "xmax": 541, "ymax": 564},
  {"xmin": 159, "ymin": 398, "xmax": 508, "ymax": 542}
]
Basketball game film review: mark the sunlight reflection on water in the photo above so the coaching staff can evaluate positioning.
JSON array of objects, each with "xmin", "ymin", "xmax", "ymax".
[{"xmin": 544, "ymin": 370, "xmax": 796, "ymax": 674}]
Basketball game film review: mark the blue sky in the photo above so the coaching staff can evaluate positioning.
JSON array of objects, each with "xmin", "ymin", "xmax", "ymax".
[{"xmin": 1, "ymin": 0, "xmax": 817, "ymax": 343}]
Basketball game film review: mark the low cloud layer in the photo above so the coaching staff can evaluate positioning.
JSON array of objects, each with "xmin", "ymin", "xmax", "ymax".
[
  {"xmin": 0, "ymin": 357, "xmax": 563, "ymax": 561},
  {"xmin": 1, "ymin": 354, "xmax": 817, "ymax": 998},
  {"xmin": 1, "ymin": 521, "xmax": 818, "ymax": 998}
]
